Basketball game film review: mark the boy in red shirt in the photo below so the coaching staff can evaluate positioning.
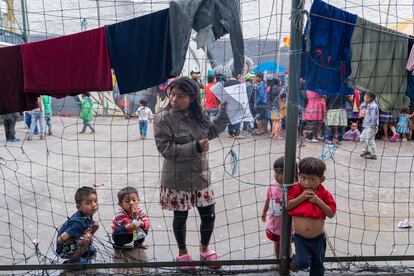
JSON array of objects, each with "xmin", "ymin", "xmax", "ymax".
[
  {"xmin": 287, "ymin": 157, "xmax": 336, "ymax": 275},
  {"xmin": 204, "ymin": 74, "xmax": 220, "ymax": 118},
  {"xmin": 112, "ymin": 187, "xmax": 150, "ymax": 254}
]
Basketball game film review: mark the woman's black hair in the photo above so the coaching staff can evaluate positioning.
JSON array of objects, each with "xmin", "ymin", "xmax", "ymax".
[
  {"xmin": 166, "ymin": 77, "xmax": 209, "ymax": 127},
  {"xmin": 139, "ymin": 99, "xmax": 148, "ymax": 106}
]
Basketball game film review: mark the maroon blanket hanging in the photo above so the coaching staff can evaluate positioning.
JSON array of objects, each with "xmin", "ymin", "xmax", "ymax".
[
  {"xmin": 0, "ymin": 45, "xmax": 37, "ymax": 115},
  {"xmin": 21, "ymin": 27, "xmax": 113, "ymax": 97}
]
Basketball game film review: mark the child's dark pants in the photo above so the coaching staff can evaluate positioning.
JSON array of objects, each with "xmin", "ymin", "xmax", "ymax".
[
  {"xmin": 292, "ymin": 233, "xmax": 326, "ymax": 276},
  {"xmin": 112, "ymin": 226, "xmax": 148, "ymax": 247}
]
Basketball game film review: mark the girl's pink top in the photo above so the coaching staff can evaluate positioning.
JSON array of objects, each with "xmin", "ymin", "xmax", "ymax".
[{"xmin": 266, "ymin": 182, "xmax": 284, "ymax": 235}]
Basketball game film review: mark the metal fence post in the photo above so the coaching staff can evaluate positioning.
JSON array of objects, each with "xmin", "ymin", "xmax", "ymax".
[{"xmin": 279, "ymin": 0, "xmax": 304, "ymax": 274}]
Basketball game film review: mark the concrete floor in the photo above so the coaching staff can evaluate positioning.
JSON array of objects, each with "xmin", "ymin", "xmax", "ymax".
[{"xmin": 1, "ymin": 116, "xmax": 414, "ymax": 275}]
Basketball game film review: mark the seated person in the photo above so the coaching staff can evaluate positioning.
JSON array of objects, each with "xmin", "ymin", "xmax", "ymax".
[
  {"xmin": 343, "ymin": 122, "xmax": 361, "ymax": 141},
  {"xmin": 111, "ymin": 187, "xmax": 150, "ymax": 251}
]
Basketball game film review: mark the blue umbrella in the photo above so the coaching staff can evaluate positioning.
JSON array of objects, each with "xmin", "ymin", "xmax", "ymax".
[{"xmin": 253, "ymin": 61, "xmax": 286, "ymax": 74}]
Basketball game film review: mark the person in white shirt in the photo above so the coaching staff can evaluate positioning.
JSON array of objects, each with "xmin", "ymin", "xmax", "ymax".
[{"xmin": 136, "ymin": 100, "xmax": 154, "ymax": 140}]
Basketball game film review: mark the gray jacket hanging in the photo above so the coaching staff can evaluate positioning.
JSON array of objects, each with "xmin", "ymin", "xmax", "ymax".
[
  {"xmin": 169, "ymin": 0, "xmax": 244, "ymax": 76},
  {"xmin": 347, "ymin": 17, "xmax": 409, "ymax": 114}
]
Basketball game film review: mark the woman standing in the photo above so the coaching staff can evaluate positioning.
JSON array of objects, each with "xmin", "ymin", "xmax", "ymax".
[
  {"xmin": 325, "ymin": 95, "xmax": 349, "ymax": 144},
  {"xmin": 154, "ymin": 77, "xmax": 229, "ymax": 269},
  {"xmin": 304, "ymin": 90, "xmax": 326, "ymax": 143}
]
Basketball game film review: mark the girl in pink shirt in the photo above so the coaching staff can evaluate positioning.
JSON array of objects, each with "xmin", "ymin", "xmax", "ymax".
[{"xmin": 261, "ymin": 156, "xmax": 295, "ymax": 269}]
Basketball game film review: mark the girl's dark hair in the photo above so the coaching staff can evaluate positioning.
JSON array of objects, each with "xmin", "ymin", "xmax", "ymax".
[
  {"xmin": 273, "ymin": 156, "xmax": 298, "ymax": 181},
  {"xmin": 401, "ymin": 108, "xmax": 410, "ymax": 114},
  {"xmin": 298, "ymin": 157, "xmax": 326, "ymax": 177},
  {"xmin": 273, "ymin": 156, "xmax": 285, "ymax": 172},
  {"xmin": 166, "ymin": 77, "xmax": 209, "ymax": 127},
  {"xmin": 139, "ymin": 99, "xmax": 147, "ymax": 106}
]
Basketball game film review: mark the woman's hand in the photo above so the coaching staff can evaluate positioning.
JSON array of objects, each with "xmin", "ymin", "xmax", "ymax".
[{"xmin": 198, "ymin": 139, "xmax": 209, "ymax": 152}]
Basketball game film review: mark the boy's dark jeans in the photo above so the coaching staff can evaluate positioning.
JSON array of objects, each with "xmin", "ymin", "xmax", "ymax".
[{"xmin": 292, "ymin": 233, "xmax": 326, "ymax": 276}]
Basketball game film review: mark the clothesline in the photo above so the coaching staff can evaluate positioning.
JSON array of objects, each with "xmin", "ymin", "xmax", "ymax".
[
  {"xmin": 310, "ymin": 12, "xmax": 412, "ymax": 40},
  {"xmin": 0, "ymin": 1, "xmax": 245, "ymax": 115},
  {"xmin": 302, "ymin": 0, "xmax": 412, "ymax": 115}
]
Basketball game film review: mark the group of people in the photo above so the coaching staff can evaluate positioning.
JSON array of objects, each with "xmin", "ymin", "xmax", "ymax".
[
  {"xmin": 203, "ymin": 71, "xmax": 288, "ymax": 140},
  {"xmin": 56, "ymin": 185, "xmax": 150, "ymax": 264},
  {"xmin": 262, "ymin": 156, "xmax": 336, "ymax": 274},
  {"xmin": 2, "ymin": 71, "xmax": 407, "ymax": 273},
  {"xmin": 2, "ymin": 93, "xmax": 96, "ymax": 142},
  {"xmin": 2, "ymin": 95, "xmax": 53, "ymax": 142},
  {"xmin": 56, "ymin": 76, "xmax": 336, "ymax": 275},
  {"xmin": 303, "ymin": 87, "xmax": 413, "ymax": 160},
  {"xmin": 198, "ymin": 68, "xmax": 412, "ymax": 161}
]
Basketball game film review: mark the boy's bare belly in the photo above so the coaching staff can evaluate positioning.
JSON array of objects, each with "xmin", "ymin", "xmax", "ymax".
[{"xmin": 293, "ymin": 216, "xmax": 324, "ymax": 238}]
